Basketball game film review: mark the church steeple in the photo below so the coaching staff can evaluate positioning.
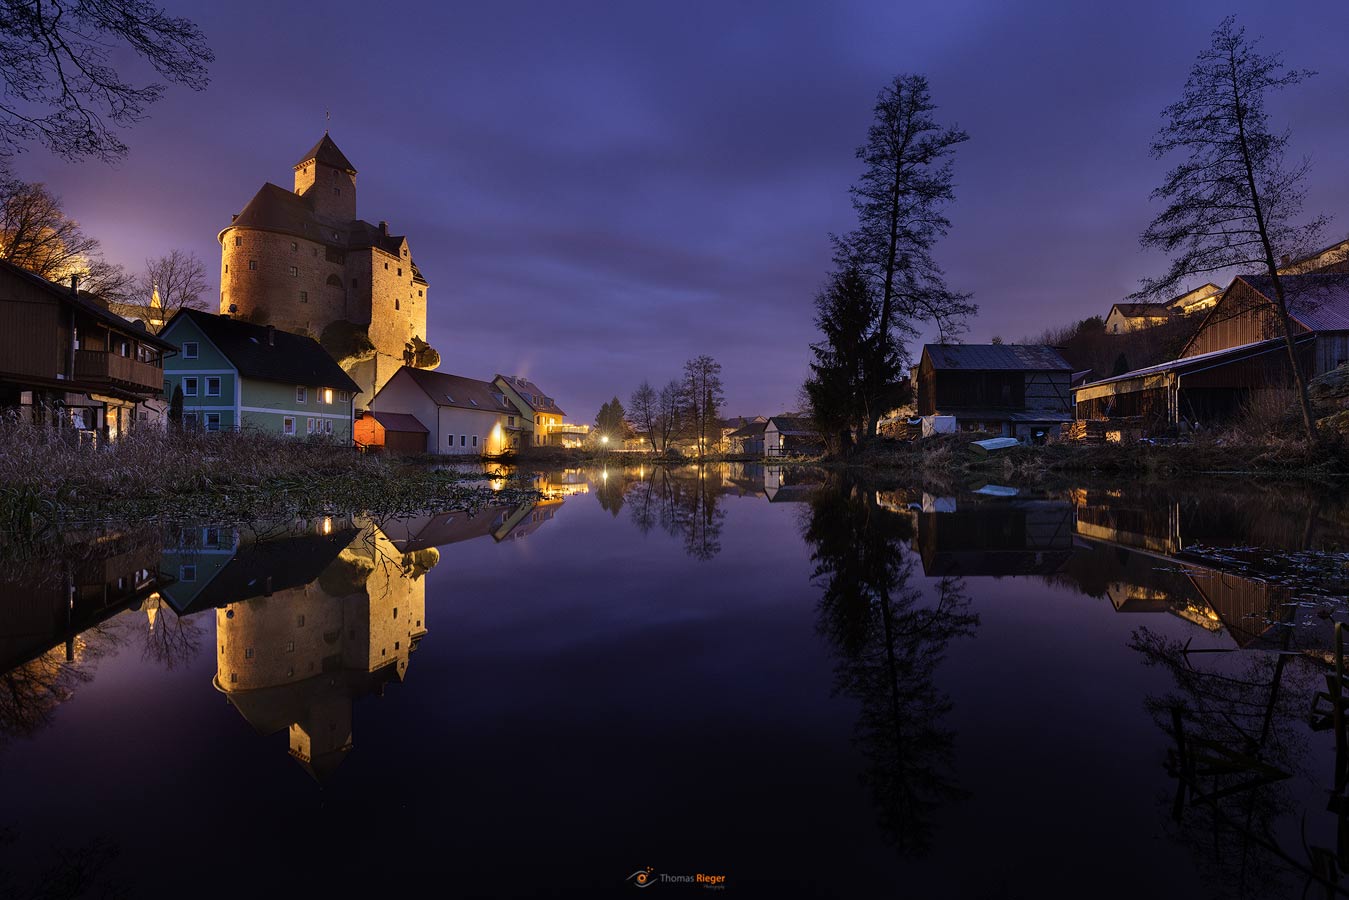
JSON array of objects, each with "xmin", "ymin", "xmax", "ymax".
[{"xmin": 293, "ymin": 134, "xmax": 356, "ymax": 221}]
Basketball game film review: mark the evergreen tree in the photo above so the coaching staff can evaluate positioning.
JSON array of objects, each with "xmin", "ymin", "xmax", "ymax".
[
  {"xmin": 1112, "ymin": 353, "xmax": 1131, "ymax": 376},
  {"xmin": 168, "ymin": 384, "xmax": 183, "ymax": 428}
]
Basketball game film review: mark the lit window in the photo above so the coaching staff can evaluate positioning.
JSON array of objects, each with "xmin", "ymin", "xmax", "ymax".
[
  {"xmin": 296, "ymin": 386, "xmax": 307, "ymax": 403},
  {"xmin": 206, "ymin": 376, "xmax": 220, "ymax": 396},
  {"xmin": 248, "ymin": 259, "xmax": 257, "ymax": 271},
  {"xmin": 323, "ymin": 388, "xmax": 333, "ymax": 404},
  {"xmin": 283, "ymin": 416, "xmax": 295, "ymax": 435},
  {"xmin": 183, "ymin": 342, "xmax": 198, "ymax": 359},
  {"xmin": 183, "ymin": 377, "xmax": 198, "ymax": 396}
]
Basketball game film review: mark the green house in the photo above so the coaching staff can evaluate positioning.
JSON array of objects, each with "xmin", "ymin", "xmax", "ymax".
[{"xmin": 160, "ymin": 309, "xmax": 360, "ymax": 441}]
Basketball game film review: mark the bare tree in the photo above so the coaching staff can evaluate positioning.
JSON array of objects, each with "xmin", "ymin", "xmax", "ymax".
[
  {"xmin": 682, "ymin": 355, "xmax": 725, "ymax": 458},
  {"xmin": 1138, "ymin": 17, "xmax": 1327, "ymax": 441},
  {"xmin": 627, "ymin": 381, "xmax": 659, "ymax": 452},
  {"xmin": 835, "ymin": 74, "xmax": 973, "ymax": 442},
  {"xmin": 656, "ymin": 378, "xmax": 685, "ymax": 452},
  {"xmin": 0, "ymin": 0, "xmax": 212, "ymax": 163},
  {"xmin": 0, "ymin": 175, "xmax": 130, "ymax": 297},
  {"xmin": 133, "ymin": 249, "xmax": 208, "ymax": 331}
]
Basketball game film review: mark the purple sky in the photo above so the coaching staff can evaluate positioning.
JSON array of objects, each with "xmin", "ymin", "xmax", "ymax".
[{"xmin": 13, "ymin": 0, "xmax": 1349, "ymax": 420}]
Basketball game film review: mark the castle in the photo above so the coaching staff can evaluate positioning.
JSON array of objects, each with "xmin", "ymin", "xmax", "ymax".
[{"xmin": 218, "ymin": 134, "xmax": 439, "ymax": 404}]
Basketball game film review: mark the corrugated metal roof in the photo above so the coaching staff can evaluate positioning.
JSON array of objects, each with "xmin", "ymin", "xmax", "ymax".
[
  {"xmin": 923, "ymin": 344, "xmax": 1072, "ymax": 371},
  {"xmin": 1074, "ymin": 334, "xmax": 1315, "ymax": 391},
  {"xmin": 1242, "ymin": 274, "xmax": 1349, "ymax": 331}
]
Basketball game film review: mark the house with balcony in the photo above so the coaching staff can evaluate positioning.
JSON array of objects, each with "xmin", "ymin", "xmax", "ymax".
[
  {"xmin": 159, "ymin": 309, "xmax": 360, "ymax": 440},
  {"xmin": 493, "ymin": 374, "xmax": 587, "ymax": 447},
  {"xmin": 0, "ymin": 259, "xmax": 176, "ymax": 440}
]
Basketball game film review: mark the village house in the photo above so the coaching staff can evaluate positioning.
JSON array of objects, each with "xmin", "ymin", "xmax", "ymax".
[
  {"xmin": 1074, "ymin": 273, "xmax": 1349, "ymax": 427},
  {"xmin": 365, "ymin": 366, "xmax": 519, "ymax": 455},
  {"xmin": 159, "ymin": 308, "xmax": 360, "ymax": 441},
  {"xmin": 764, "ymin": 416, "xmax": 823, "ymax": 457},
  {"xmin": 0, "ymin": 259, "xmax": 176, "ymax": 440},
  {"xmin": 1103, "ymin": 283, "xmax": 1223, "ymax": 334},
  {"xmin": 492, "ymin": 374, "xmax": 588, "ymax": 447},
  {"xmin": 726, "ymin": 416, "xmax": 768, "ymax": 454},
  {"xmin": 916, "ymin": 343, "xmax": 1074, "ymax": 440}
]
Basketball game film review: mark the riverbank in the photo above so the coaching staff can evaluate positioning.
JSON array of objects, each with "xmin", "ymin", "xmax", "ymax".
[{"xmin": 0, "ymin": 424, "xmax": 539, "ymax": 543}]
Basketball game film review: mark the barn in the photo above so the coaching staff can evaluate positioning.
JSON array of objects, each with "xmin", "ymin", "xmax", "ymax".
[
  {"xmin": 1074, "ymin": 274, "xmax": 1349, "ymax": 428},
  {"xmin": 916, "ymin": 343, "xmax": 1073, "ymax": 440}
]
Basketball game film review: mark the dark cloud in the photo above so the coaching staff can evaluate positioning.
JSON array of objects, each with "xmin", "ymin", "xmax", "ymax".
[{"xmin": 16, "ymin": 0, "xmax": 1349, "ymax": 419}]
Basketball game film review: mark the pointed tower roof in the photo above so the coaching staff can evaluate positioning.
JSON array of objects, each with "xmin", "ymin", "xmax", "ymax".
[{"xmin": 295, "ymin": 134, "xmax": 356, "ymax": 173}]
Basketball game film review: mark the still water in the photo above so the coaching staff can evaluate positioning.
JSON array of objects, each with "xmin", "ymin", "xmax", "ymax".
[{"xmin": 2, "ymin": 465, "xmax": 1349, "ymax": 898}]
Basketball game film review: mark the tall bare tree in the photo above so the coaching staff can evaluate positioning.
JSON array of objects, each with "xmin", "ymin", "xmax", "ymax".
[
  {"xmin": 0, "ymin": 175, "xmax": 130, "ymax": 297},
  {"xmin": 682, "ymin": 355, "xmax": 725, "ymax": 458},
  {"xmin": 836, "ymin": 74, "xmax": 973, "ymax": 442},
  {"xmin": 1138, "ymin": 17, "xmax": 1326, "ymax": 441},
  {"xmin": 134, "ymin": 249, "xmax": 208, "ymax": 330},
  {"xmin": 657, "ymin": 378, "xmax": 685, "ymax": 452},
  {"xmin": 627, "ymin": 381, "xmax": 659, "ymax": 452},
  {"xmin": 0, "ymin": 0, "xmax": 212, "ymax": 163}
]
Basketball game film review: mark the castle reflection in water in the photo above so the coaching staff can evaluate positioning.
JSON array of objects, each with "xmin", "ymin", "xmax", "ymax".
[{"xmin": 0, "ymin": 465, "xmax": 1342, "ymax": 779}]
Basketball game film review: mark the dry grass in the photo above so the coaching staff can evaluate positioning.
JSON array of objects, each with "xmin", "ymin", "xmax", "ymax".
[{"xmin": 0, "ymin": 417, "xmax": 539, "ymax": 542}]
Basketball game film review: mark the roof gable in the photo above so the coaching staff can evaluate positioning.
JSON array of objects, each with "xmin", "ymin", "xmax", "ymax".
[
  {"xmin": 164, "ymin": 310, "xmax": 359, "ymax": 393},
  {"xmin": 401, "ymin": 367, "xmax": 517, "ymax": 414},
  {"xmin": 0, "ymin": 258, "xmax": 178, "ymax": 350}
]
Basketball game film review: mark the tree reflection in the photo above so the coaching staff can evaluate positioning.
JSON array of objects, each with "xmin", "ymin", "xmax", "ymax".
[
  {"xmin": 625, "ymin": 466, "xmax": 726, "ymax": 561},
  {"xmin": 1130, "ymin": 626, "xmax": 1344, "ymax": 899},
  {"xmin": 804, "ymin": 477, "xmax": 978, "ymax": 856},
  {"xmin": 0, "ymin": 623, "xmax": 125, "ymax": 748}
]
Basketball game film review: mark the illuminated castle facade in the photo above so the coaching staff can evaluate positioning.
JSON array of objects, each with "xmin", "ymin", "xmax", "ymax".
[{"xmin": 218, "ymin": 134, "xmax": 439, "ymax": 405}]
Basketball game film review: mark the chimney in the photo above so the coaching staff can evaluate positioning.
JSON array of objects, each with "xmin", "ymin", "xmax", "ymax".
[
  {"xmin": 69, "ymin": 273, "xmax": 79, "ymax": 296},
  {"xmin": 379, "ymin": 221, "xmax": 388, "ymax": 235},
  {"xmin": 265, "ymin": 324, "xmax": 275, "ymax": 346}
]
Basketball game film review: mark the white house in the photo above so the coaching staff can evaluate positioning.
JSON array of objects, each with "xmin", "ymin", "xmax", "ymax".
[{"xmin": 367, "ymin": 366, "xmax": 521, "ymax": 455}]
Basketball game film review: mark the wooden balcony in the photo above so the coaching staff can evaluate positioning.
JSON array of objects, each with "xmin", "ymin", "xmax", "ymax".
[{"xmin": 73, "ymin": 350, "xmax": 164, "ymax": 394}]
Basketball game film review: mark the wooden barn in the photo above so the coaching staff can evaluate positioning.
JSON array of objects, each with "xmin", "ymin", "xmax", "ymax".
[
  {"xmin": 916, "ymin": 343, "xmax": 1073, "ymax": 439},
  {"xmin": 354, "ymin": 409, "xmax": 429, "ymax": 454},
  {"xmin": 1074, "ymin": 274, "xmax": 1349, "ymax": 428}
]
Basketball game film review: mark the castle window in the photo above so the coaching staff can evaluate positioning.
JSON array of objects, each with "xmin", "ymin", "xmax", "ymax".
[
  {"xmin": 230, "ymin": 673, "xmax": 237, "ymax": 683},
  {"xmin": 395, "ymin": 298, "xmax": 400, "ymax": 310},
  {"xmin": 290, "ymin": 242, "xmax": 298, "ymax": 252},
  {"xmin": 224, "ymin": 264, "xmax": 228, "ymax": 273},
  {"xmin": 244, "ymin": 647, "xmax": 254, "ymax": 659},
  {"xmin": 325, "ymin": 274, "xmax": 341, "ymax": 287},
  {"xmin": 248, "ymin": 259, "xmax": 257, "ymax": 271},
  {"xmin": 234, "ymin": 236, "xmax": 241, "ymax": 246},
  {"xmin": 383, "ymin": 263, "xmax": 388, "ymax": 270},
  {"xmin": 300, "ymin": 290, "xmax": 308, "ymax": 302},
  {"xmin": 312, "ymin": 248, "xmax": 318, "ymax": 257},
  {"xmin": 289, "ymin": 266, "xmax": 298, "ymax": 277},
  {"xmin": 418, "ymin": 290, "xmax": 423, "ymax": 297},
  {"xmin": 333, "ymin": 187, "xmax": 340, "ymax": 196},
  {"xmin": 397, "ymin": 267, "xmax": 402, "ymax": 277},
  {"xmin": 297, "ymin": 615, "xmax": 305, "ymax": 627},
  {"xmin": 296, "ymin": 386, "xmax": 307, "ymax": 404},
  {"xmin": 286, "ymin": 641, "xmax": 294, "ymax": 652},
  {"xmin": 351, "ymin": 278, "xmax": 357, "ymax": 287},
  {"xmin": 403, "ymin": 248, "xmax": 408, "ymax": 257}
]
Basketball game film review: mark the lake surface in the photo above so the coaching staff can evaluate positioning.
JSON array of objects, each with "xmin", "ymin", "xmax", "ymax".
[{"xmin": 2, "ymin": 465, "xmax": 1349, "ymax": 898}]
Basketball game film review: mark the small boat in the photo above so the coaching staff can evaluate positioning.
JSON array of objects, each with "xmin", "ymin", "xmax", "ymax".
[{"xmin": 969, "ymin": 437, "xmax": 1021, "ymax": 455}]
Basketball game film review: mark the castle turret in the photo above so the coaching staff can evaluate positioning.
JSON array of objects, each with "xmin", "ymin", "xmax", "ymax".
[{"xmin": 293, "ymin": 133, "xmax": 357, "ymax": 222}]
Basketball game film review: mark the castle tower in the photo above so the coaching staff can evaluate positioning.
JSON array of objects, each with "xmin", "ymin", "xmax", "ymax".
[
  {"xmin": 293, "ymin": 134, "xmax": 357, "ymax": 222},
  {"xmin": 218, "ymin": 135, "xmax": 438, "ymax": 406}
]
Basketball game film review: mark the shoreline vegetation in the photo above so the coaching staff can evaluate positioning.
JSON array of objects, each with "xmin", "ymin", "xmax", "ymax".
[
  {"xmin": 0, "ymin": 422, "xmax": 540, "ymax": 544},
  {"xmin": 3, "ymin": 418, "xmax": 1344, "ymax": 549}
]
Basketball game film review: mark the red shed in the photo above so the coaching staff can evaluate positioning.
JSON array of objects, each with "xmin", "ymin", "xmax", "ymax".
[{"xmin": 354, "ymin": 410, "xmax": 428, "ymax": 455}]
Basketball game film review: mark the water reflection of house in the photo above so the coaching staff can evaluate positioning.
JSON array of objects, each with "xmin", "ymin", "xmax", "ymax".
[
  {"xmin": 914, "ymin": 498, "xmax": 1076, "ymax": 577},
  {"xmin": 0, "ymin": 530, "xmax": 164, "ymax": 673},
  {"xmin": 380, "ymin": 499, "xmax": 565, "ymax": 554},
  {"xmin": 161, "ymin": 521, "xmax": 431, "ymax": 780}
]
